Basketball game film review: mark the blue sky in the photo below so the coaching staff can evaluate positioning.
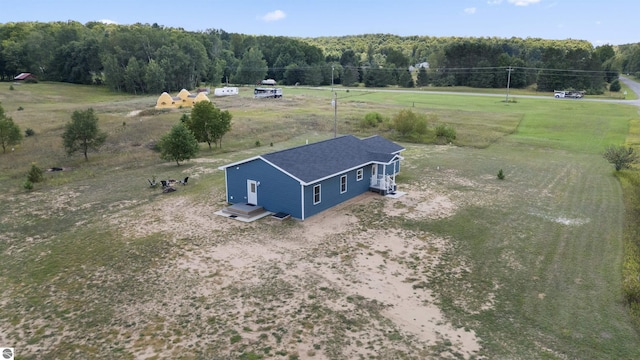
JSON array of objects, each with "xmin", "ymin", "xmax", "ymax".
[{"xmin": 1, "ymin": 0, "xmax": 638, "ymax": 45}]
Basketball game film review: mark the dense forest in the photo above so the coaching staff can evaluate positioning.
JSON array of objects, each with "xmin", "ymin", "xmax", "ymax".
[{"xmin": 0, "ymin": 21, "xmax": 638, "ymax": 94}]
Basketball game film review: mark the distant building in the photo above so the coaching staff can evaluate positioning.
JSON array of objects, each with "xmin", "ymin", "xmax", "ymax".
[
  {"xmin": 14, "ymin": 72, "xmax": 37, "ymax": 81},
  {"xmin": 408, "ymin": 62, "xmax": 429, "ymax": 72},
  {"xmin": 155, "ymin": 89, "xmax": 210, "ymax": 109},
  {"xmin": 214, "ymin": 87, "xmax": 239, "ymax": 96}
]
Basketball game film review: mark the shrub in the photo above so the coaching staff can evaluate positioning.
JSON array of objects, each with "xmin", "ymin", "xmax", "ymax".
[
  {"xmin": 23, "ymin": 180, "xmax": 33, "ymax": 190},
  {"xmin": 360, "ymin": 112, "xmax": 384, "ymax": 129},
  {"xmin": 230, "ymin": 334, "xmax": 242, "ymax": 344},
  {"xmin": 393, "ymin": 109, "xmax": 422, "ymax": 137},
  {"xmin": 414, "ymin": 117, "xmax": 428, "ymax": 135},
  {"xmin": 435, "ymin": 124, "xmax": 457, "ymax": 143},
  {"xmin": 603, "ymin": 145, "xmax": 637, "ymax": 171},
  {"xmin": 27, "ymin": 163, "xmax": 44, "ymax": 183},
  {"xmin": 17, "ymin": 106, "xmax": 24, "ymax": 111},
  {"xmin": 610, "ymin": 79, "xmax": 621, "ymax": 92},
  {"xmin": 9, "ymin": 85, "xmax": 14, "ymax": 90},
  {"xmin": 497, "ymin": 169, "xmax": 505, "ymax": 180},
  {"xmin": 255, "ymin": 140, "xmax": 261, "ymax": 147},
  {"xmin": 25, "ymin": 128, "xmax": 35, "ymax": 137}
]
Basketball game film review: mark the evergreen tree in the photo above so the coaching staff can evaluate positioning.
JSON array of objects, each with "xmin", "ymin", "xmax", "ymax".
[
  {"xmin": 398, "ymin": 69, "xmax": 414, "ymax": 88},
  {"xmin": 341, "ymin": 66, "xmax": 359, "ymax": 87},
  {"xmin": 416, "ymin": 67, "xmax": 429, "ymax": 87}
]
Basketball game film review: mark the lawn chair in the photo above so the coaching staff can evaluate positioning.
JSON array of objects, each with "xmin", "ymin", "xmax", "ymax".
[
  {"xmin": 179, "ymin": 176, "xmax": 189, "ymax": 185},
  {"xmin": 160, "ymin": 180, "xmax": 168, "ymax": 188},
  {"xmin": 148, "ymin": 178, "xmax": 158, "ymax": 188}
]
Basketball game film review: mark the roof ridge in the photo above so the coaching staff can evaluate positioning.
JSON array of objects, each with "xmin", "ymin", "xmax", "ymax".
[{"xmin": 263, "ymin": 135, "xmax": 357, "ymax": 156}]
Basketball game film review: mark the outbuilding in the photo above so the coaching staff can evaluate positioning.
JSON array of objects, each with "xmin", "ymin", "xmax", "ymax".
[
  {"xmin": 14, "ymin": 72, "xmax": 37, "ymax": 81},
  {"xmin": 218, "ymin": 135, "xmax": 405, "ymax": 220}
]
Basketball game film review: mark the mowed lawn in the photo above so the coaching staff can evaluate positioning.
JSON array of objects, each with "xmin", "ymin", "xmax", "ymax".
[{"xmin": 0, "ymin": 83, "xmax": 639, "ymax": 359}]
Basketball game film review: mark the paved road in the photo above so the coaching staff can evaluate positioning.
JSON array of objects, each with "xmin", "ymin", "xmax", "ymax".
[
  {"xmin": 304, "ymin": 77, "xmax": 640, "ymax": 107},
  {"xmin": 619, "ymin": 76, "xmax": 640, "ymax": 107}
]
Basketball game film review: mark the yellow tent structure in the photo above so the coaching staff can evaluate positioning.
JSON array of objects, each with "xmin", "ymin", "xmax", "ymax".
[
  {"xmin": 155, "ymin": 89, "xmax": 211, "ymax": 109},
  {"xmin": 155, "ymin": 92, "xmax": 175, "ymax": 109}
]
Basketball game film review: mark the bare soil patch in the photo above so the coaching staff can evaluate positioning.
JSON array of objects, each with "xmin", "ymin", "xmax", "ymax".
[{"xmin": 99, "ymin": 177, "xmax": 483, "ymax": 359}]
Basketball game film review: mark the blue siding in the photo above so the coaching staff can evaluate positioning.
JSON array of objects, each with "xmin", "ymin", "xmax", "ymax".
[
  {"xmin": 303, "ymin": 168, "xmax": 369, "ymax": 219},
  {"xmin": 225, "ymin": 159, "xmax": 303, "ymax": 218},
  {"xmin": 385, "ymin": 159, "xmax": 401, "ymax": 175}
]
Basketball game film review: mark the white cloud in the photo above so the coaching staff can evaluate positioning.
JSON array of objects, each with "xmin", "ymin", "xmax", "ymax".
[
  {"xmin": 487, "ymin": 0, "xmax": 503, "ymax": 5},
  {"xmin": 464, "ymin": 7, "xmax": 477, "ymax": 14},
  {"xmin": 260, "ymin": 10, "xmax": 286, "ymax": 22},
  {"xmin": 98, "ymin": 19, "xmax": 117, "ymax": 25},
  {"xmin": 508, "ymin": 0, "xmax": 541, "ymax": 6}
]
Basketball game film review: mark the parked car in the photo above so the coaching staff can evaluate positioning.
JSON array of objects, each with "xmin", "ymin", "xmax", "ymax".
[{"xmin": 554, "ymin": 90, "xmax": 584, "ymax": 99}]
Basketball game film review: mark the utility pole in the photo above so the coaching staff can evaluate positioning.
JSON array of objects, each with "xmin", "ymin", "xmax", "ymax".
[
  {"xmin": 332, "ymin": 92, "xmax": 337, "ymax": 138},
  {"xmin": 505, "ymin": 66, "xmax": 512, "ymax": 103},
  {"xmin": 331, "ymin": 65, "xmax": 337, "ymax": 137},
  {"xmin": 331, "ymin": 65, "xmax": 334, "ymax": 93}
]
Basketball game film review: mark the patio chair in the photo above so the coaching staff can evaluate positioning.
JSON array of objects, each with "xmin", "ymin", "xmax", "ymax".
[
  {"xmin": 148, "ymin": 179, "xmax": 158, "ymax": 188},
  {"xmin": 179, "ymin": 176, "xmax": 189, "ymax": 185},
  {"xmin": 160, "ymin": 180, "xmax": 168, "ymax": 188}
]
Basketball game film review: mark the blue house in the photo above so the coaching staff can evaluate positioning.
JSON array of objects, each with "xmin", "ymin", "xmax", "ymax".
[{"xmin": 218, "ymin": 135, "xmax": 405, "ymax": 220}]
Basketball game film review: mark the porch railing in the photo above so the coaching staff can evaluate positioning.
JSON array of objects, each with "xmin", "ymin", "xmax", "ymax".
[{"xmin": 370, "ymin": 174, "xmax": 395, "ymax": 192}]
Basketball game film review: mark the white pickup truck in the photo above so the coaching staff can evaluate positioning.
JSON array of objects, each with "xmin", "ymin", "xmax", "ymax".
[{"xmin": 554, "ymin": 90, "xmax": 584, "ymax": 99}]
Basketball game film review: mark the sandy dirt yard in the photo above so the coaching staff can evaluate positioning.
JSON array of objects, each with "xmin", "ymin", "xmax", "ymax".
[
  {"xmin": 98, "ymin": 177, "xmax": 483, "ymax": 359},
  {"xmin": 1, "ymin": 152, "xmax": 489, "ymax": 359}
]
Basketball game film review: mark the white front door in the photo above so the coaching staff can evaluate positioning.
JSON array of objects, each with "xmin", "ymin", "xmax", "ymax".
[{"xmin": 247, "ymin": 180, "xmax": 258, "ymax": 205}]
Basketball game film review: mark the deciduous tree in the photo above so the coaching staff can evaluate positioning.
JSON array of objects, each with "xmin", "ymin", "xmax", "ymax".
[
  {"xmin": 186, "ymin": 101, "xmax": 232, "ymax": 149},
  {"xmin": 0, "ymin": 103, "xmax": 22, "ymax": 153},
  {"xmin": 158, "ymin": 122, "xmax": 199, "ymax": 165},
  {"xmin": 62, "ymin": 108, "xmax": 107, "ymax": 160},
  {"xmin": 235, "ymin": 47, "xmax": 267, "ymax": 84}
]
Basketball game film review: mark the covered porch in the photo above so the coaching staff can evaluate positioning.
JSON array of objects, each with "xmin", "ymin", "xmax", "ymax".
[{"xmin": 370, "ymin": 174, "xmax": 397, "ymax": 195}]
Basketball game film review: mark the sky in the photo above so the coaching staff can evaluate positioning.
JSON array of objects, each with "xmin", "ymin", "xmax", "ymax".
[{"xmin": 1, "ymin": 0, "xmax": 638, "ymax": 46}]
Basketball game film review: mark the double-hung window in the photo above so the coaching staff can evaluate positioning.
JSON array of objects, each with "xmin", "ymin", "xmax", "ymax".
[
  {"xmin": 356, "ymin": 168, "xmax": 363, "ymax": 181},
  {"xmin": 340, "ymin": 175, "xmax": 347, "ymax": 194},
  {"xmin": 313, "ymin": 184, "xmax": 321, "ymax": 204}
]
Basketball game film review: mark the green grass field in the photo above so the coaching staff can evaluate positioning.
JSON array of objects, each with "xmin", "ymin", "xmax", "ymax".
[{"xmin": 1, "ymin": 82, "xmax": 639, "ymax": 359}]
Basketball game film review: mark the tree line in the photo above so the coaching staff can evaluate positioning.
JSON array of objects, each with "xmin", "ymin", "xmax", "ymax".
[{"xmin": 0, "ymin": 21, "xmax": 634, "ymax": 93}]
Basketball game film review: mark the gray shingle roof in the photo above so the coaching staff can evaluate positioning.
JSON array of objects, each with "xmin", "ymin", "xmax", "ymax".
[{"xmin": 261, "ymin": 135, "xmax": 404, "ymax": 183}]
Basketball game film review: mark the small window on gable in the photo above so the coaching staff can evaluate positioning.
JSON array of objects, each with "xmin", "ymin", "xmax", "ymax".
[
  {"xmin": 313, "ymin": 184, "xmax": 321, "ymax": 204},
  {"xmin": 356, "ymin": 168, "xmax": 363, "ymax": 181},
  {"xmin": 340, "ymin": 175, "xmax": 347, "ymax": 194}
]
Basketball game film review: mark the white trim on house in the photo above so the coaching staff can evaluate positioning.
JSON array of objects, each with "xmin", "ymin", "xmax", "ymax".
[
  {"xmin": 222, "ymin": 154, "xmax": 404, "ymax": 188},
  {"xmin": 301, "ymin": 183, "xmax": 305, "ymax": 220},
  {"xmin": 313, "ymin": 184, "xmax": 321, "ymax": 205}
]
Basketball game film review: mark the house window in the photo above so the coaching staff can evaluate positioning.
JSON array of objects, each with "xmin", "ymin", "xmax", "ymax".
[
  {"xmin": 356, "ymin": 169, "xmax": 363, "ymax": 181},
  {"xmin": 340, "ymin": 175, "xmax": 347, "ymax": 194},
  {"xmin": 313, "ymin": 185, "xmax": 321, "ymax": 204}
]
